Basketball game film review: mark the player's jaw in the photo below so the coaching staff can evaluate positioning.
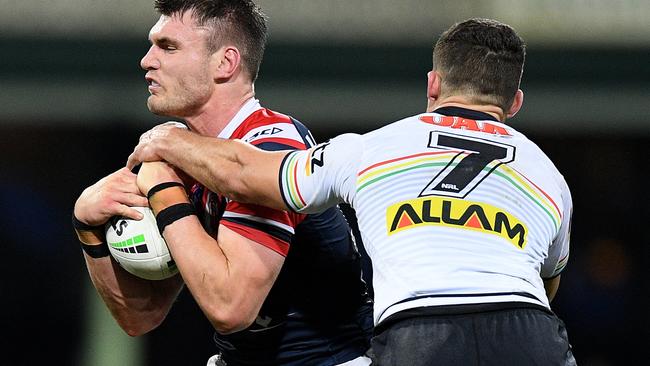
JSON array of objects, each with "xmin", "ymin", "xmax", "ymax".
[{"xmin": 145, "ymin": 74, "xmax": 212, "ymax": 118}]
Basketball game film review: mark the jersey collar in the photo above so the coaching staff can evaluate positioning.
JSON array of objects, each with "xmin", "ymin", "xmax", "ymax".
[
  {"xmin": 433, "ymin": 106, "xmax": 499, "ymax": 122},
  {"xmin": 217, "ymin": 98, "xmax": 264, "ymax": 139}
]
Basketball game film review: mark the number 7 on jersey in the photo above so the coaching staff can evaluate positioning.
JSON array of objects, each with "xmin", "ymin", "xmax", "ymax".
[{"xmin": 420, "ymin": 132, "xmax": 516, "ymax": 198}]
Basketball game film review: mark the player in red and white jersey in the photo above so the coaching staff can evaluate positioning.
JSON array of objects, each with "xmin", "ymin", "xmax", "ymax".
[
  {"xmin": 74, "ymin": 2, "xmax": 372, "ymax": 366},
  {"xmin": 189, "ymin": 98, "xmax": 373, "ymax": 365},
  {"xmin": 198, "ymin": 98, "xmax": 311, "ymax": 258},
  {"xmin": 128, "ymin": 18, "xmax": 576, "ymax": 365}
]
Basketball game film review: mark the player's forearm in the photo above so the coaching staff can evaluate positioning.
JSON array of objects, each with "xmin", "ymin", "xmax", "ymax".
[
  {"xmin": 142, "ymin": 177, "xmax": 273, "ymax": 334},
  {"xmin": 159, "ymin": 129, "xmax": 287, "ymax": 210},
  {"xmin": 84, "ymin": 255, "xmax": 182, "ymax": 336},
  {"xmin": 161, "ymin": 217, "xmax": 268, "ymax": 334},
  {"xmin": 73, "ymin": 198, "xmax": 179, "ymax": 336}
]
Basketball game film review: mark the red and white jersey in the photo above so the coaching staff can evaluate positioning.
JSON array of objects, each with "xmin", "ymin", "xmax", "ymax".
[
  {"xmin": 195, "ymin": 99, "xmax": 374, "ymax": 364},
  {"xmin": 194, "ymin": 98, "xmax": 313, "ymax": 256},
  {"xmin": 279, "ymin": 107, "xmax": 572, "ymax": 325}
]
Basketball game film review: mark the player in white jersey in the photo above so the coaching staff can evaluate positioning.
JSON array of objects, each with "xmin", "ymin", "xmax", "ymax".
[
  {"xmin": 279, "ymin": 107, "xmax": 572, "ymax": 324},
  {"xmin": 128, "ymin": 18, "xmax": 576, "ymax": 365}
]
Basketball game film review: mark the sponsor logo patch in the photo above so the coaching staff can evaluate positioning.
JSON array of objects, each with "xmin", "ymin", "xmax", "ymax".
[
  {"xmin": 386, "ymin": 196, "xmax": 527, "ymax": 248},
  {"xmin": 419, "ymin": 115, "xmax": 512, "ymax": 136},
  {"xmin": 244, "ymin": 127, "xmax": 284, "ymax": 143}
]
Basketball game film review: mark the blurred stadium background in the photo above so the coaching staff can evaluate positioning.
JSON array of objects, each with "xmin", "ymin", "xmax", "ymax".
[{"xmin": 1, "ymin": 1, "xmax": 648, "ymax": 365}]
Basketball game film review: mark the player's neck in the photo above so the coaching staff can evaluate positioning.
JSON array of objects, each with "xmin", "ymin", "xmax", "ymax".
[
  {"xmin": 427, "ymin": 96, "xmax": 505, "ymax": 122},
  {"xmin": 184, "ymin": 85, "xmax": 255, "ymax": 137}
]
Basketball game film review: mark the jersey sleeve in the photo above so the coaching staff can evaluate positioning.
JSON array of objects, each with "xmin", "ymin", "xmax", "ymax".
[
  {"xmin": 278, "ymin": 133, "xmax": 363, "ymax": 214},
  {"xmin": 541, "ymin": 181, "xmax": 573, "ymax": 279},
  {"xmin": 220, "ymin": 116, "xmax": 310, "ymax": 257},
  {"xmin": 220, "ymin": 201, "xmax": 304, "ymax": 257}
]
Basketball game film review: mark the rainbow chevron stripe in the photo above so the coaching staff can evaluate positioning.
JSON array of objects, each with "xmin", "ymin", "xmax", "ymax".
[
  {"xmin": 282, "ymin": 152, "xmax": 307, "ymax": 211},
  {"xmin": 356, "ymin": 151, "xmax": 562, "ymax": 231}
]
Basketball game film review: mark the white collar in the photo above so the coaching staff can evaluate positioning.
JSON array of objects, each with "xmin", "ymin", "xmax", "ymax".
[{"xmin": 217, "ymin": 98, "xmax": 263, "ymax": 139}]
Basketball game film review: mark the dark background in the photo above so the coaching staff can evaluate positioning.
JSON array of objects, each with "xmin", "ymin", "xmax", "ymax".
[{"xmin": 1, "ymin": 27, "xmax": 648, "ymax": 366}]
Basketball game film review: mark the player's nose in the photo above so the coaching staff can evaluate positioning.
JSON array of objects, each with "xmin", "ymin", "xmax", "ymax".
[{"xmin": 140, "ymin": 45, "xmax": 160, "ymax": 70}]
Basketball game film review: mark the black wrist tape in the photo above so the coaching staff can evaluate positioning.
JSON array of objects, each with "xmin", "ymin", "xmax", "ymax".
[
  {"xmin": 72, "ymin": 213, "xmax": 104, "ymax": 231},
  {"xmin": 155, "ymin": 203, "xmax": 196, "ymax": 234},
  {"xmin": 81, "ymin": 242, "xmax": 110, "ymax": 259},
  {"xmin": 147, "ymin": 182, "xmax": 185, "ymax": 200}
]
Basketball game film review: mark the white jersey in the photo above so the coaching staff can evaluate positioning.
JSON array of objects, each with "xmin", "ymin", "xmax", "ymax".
[{"xmin": 278, "ymin": 107, "xmax": 572, "ymax": 325}]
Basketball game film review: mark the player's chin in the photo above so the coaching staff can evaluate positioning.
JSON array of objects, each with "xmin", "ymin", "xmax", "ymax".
[
  {"xmin": 146, "ymin": 99, "xmax": 170, "ymax": 116},
  {"xmin": 146, "ymin": 98, "xmax": 187, "ymax": 118}
]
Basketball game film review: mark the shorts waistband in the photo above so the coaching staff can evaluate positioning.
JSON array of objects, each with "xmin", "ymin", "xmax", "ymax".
[{"xmin": 375, "ymin": 301, "xmax": 552, "ymax": 336}]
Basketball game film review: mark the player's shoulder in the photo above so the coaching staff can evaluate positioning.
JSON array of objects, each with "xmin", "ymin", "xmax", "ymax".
[
  {"xmin": 507, "ymin": 130, "xmax": 571, "ymax": 195},
  {"xmin": 511, "ymin": 130, "xmax": 559, "ymax": 167},
  {"xmin": 362, "ymin": 114, "xmax": 426, "ymax": 138},
  {"xmin": 233, "ymin": 108, "xmax": 313, "ymax": 151},
  {"xmin": 232, "ymin": 108, "xmax": 294, "ymax": 140},
  {"xmin": 329, "ymin": 132, "xmax": 364, "ymax": 145},
  {"xmin": 319, "ymin": 133, "xmax": 365, "ymax": 157},
  {"xmin": 304, "ymin": 133, "xmax": 365, "ymax": 173}
]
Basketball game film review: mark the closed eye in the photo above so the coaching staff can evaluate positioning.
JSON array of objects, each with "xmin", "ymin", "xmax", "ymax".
[{"xmin": 153, "ymin": 37, "xmax": 179, "ymax": 52}]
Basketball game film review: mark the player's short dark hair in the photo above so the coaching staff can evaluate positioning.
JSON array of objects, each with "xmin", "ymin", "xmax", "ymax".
[
  {"xmin": 154, "ymin": 0, "xmax": 268, "ymax": 81},
  {"xmin": 433, "ymin": 18, "xmax": 525, "ymax": 113}
]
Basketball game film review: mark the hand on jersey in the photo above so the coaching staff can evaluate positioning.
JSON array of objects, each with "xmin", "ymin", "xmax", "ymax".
[
  {"xmin": 127, "ymin": 121, "xmax": 188, "ymax": 171},
  {"xmin": 74, "ymin": 168, "xmax": 149, "ymax": 226}
]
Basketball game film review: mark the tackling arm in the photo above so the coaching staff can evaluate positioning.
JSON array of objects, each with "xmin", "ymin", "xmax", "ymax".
[{"xmin": 127, "ymin": 127, "xmax": 289, "ymax": 212}]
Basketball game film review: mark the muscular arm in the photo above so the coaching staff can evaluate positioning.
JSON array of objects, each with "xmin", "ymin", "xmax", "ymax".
[
  {"xmin": 138, "ymin": 162, "xmax": 285, "ymax": 334},
  {"xmin": 73, "ymin": 168, "xmax": 183, "ymax": 336},
  {"xmin": 128, "ymin": 127, "xmax": 289, "ymax": 211},
  {"xmin": 84, "ymin": 255, "xmax": 183, "ymax": 336}
]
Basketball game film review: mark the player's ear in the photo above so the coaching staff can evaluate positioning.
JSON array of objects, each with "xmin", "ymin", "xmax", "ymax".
[
  {"xmin": 427, "ymin": 71, "xmax": 441, "ymax": 100},
  {"xmin": 506, "ymin": 89, "xmax": 524, "ymax": 118},
  {"xmin": 426, "ymin": 71, "xmax": 441, "ymax": 111},
  {"xmin": 212, "ymin": 46, "xmax": 241, "ymax": 80}
]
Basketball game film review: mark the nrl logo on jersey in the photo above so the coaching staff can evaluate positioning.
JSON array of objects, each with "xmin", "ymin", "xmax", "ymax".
[{"xmin": 386, "ymin": 196, "xmax": 527, "ymax": 249}]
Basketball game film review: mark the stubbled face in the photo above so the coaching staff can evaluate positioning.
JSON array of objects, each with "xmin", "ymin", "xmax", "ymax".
[{"xmin": 141, "ymin": 12, "xmax": 215, "ymax": 117}]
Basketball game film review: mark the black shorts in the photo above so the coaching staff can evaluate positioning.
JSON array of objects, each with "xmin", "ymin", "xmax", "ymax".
[{"xmin": 369, "ymin": 303, "xmax": 576, "ymax": 366}]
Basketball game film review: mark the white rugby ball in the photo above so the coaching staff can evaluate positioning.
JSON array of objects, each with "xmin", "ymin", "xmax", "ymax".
[{"xmin": 105, "ymin": 206, "xmax": 178, "ymax": 280}]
